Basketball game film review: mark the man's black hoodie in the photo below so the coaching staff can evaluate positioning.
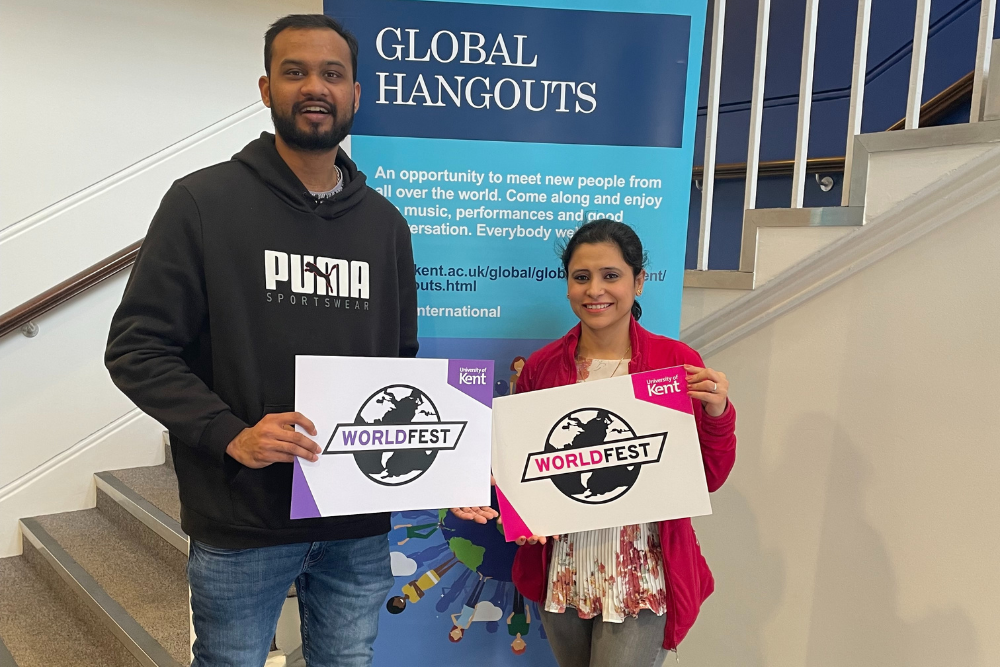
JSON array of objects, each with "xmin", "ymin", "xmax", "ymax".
[{"xmin": 106, "ymin": 133, "xmax": 418, "ymax": 548}]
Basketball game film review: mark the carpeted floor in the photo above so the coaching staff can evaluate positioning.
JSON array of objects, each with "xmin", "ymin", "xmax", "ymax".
[
  {"xmin": 0, "ymin": 553, "xmax": 139, "ymax": 667},
  {"xmin": 34, "ymin": 508, "xmax": 189, "ymax": 665},
  {"xmin": 109, "ymin": 464, "xmax": 182, "ymax": 523}
]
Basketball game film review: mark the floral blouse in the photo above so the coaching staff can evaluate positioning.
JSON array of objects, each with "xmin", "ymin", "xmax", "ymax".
[{"xmin": 543, "ymin": 357, "xmax": 669, "ymax": 623}]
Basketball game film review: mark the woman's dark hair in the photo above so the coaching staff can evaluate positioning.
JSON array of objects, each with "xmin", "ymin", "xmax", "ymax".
[
  {"xmin": 560, "ymin": 219, "xmax": 647, "ymax": 321},
  {"xmin": 265, "ymin": 15, "xmax": 359, "ymax": 81}
]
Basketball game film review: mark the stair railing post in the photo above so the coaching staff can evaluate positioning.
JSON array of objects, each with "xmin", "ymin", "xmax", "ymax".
[
  {"xmin": 842, "ymin": 0, "xmax": 872, "ymax": 206},
  {"xmin": 743, "ymin": 0, "xmax": 772, "ymax": 216},
  {"xmin": 791, "ymin": 0, "xmax": 821, "ymax": 208},
  {"xmin": 697, "ymin": 0, "xmax": 727, "ymax": 271},
  {"xmin": 971, "ymin": 0, "xmax": 997, "ymax": 122},
  {"xmin": 905, "ymin": 0, "xmax": 932, "ymax": 129}
]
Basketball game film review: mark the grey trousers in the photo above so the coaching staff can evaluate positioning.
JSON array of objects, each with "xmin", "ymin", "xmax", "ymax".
[{"xmin": 539, "ymin": 608, "xmax": 668, "ymax": 667}]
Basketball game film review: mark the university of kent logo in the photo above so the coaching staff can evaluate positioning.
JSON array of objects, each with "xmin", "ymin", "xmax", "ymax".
[
  {"xmin": 323, "ymin": 385, "xmax": 467, "ymax": 486},
  {"xmin": 264, "ymin": 250, "xmax": 371, "ymax": 310},
  {"xmin": 520, "ymin": 408, "xmax": 666, "ymax": 504}
]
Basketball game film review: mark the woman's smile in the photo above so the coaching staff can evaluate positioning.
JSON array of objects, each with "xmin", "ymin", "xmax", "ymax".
[{"xmin": 583, "ymin": 302, "xmax": 613, "ymax": 312}]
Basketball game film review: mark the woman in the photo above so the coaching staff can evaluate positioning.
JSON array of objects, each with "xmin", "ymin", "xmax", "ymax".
[{"xmin": 510, "ymin": 219, "xmax": 737, "ymax": 667}]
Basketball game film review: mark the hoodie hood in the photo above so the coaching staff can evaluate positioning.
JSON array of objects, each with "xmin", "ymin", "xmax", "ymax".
[{"xmin": 233, "ymin": 132, "xmax": 368, "ymax": 221}]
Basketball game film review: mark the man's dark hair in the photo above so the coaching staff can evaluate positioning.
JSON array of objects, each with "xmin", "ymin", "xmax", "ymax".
[{"xmin": 264, "ymin": 14, "xmax": 359, "ymax": 81}]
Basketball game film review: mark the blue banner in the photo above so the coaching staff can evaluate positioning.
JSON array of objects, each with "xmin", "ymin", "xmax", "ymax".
[
  {"xmin": 343, "ymin": 0, "xmax": 690, "ymax": 147},
  {"xmin": 326, "ymin": 0, "xmax": 706, "ymax": 663}
]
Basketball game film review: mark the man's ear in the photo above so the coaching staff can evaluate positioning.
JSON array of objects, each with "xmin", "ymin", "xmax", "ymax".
[
  {"xmin": 259, "ymin": 76, "xmax": 271, "ymax": 108},
  {"xmin": 354, "ymin": 80, "xmax": 361, "ymax": 113}
]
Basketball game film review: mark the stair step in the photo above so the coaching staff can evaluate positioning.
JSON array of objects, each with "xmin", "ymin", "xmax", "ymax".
[
  {"xmin": 0, "ymin": 639, "xmax": 14, "ymax": 667},
  {"xmin": 684, "ymin": 269, "xmax": 754, "ymax": 290},
  {"xmin": 4, "ymin": 522, "xmax": 163, "ymax": 667},
  {"xmin": 100, "ymin": 462, "xmax": 297, "ymax": 602},
  {"xmin": 0, "ymin": 548, "xmax": 139, "ymax": 667},
  {"xmin": 26, "ymin": 510, "xmax": 187, "ymax": 666},
  {"xmin": 97, "ymin": 470, "xmax": 187, "ymax": 555},
  {"xmin": 740, "ymin": 206, "xmax": 864, "ymax": 274},
  {"xmin": 0, "ymin": 637, "xmax": 15, "ymax": 667},
  {"xmin": 106, "ymin": 464, "xmax": 181, "ymax": 525}
]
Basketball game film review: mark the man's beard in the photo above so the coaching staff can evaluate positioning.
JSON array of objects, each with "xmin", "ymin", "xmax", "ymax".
[{"xmin": 271, "ymin": 99, "xmax": 354, "ymax": 152}]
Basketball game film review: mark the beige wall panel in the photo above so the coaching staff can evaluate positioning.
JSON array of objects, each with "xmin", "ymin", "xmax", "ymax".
[{"xmin": 682, "ymin": 195, "xmax": 1000, "ymax": 666}]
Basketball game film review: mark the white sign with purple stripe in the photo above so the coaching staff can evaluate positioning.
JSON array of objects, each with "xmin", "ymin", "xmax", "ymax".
[{"xmin": 292, "ymin": 356, "xmax": 494, "ymax": 517}]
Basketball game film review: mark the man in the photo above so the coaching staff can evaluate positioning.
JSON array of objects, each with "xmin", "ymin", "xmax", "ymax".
[{"xmin": 106, "ymin": 15, "xmax": 416, "ymax": 667}]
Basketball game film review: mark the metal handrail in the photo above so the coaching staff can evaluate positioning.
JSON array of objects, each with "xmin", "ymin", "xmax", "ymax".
[{"xmin": 0, "ymin": 240, "xmax": 143, "ymax": 338}]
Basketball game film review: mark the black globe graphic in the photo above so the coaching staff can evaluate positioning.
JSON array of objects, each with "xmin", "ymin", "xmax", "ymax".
[
  {"xmin": 352, "ymin": 385, "xmax": 441, "ymax": 486},
  {"xmin": 545, "ymin": 408, "xmax": 641, "ymax": 504}
]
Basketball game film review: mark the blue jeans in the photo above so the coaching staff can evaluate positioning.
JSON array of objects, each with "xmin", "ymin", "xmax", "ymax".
[{"xmin": 187, "ymin": 535, "xmax": 393, "ymax": 667}]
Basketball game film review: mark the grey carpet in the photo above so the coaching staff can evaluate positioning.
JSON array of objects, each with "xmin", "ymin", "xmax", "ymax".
[
  {"xmin": 0, "ymin": 554, "xmax": 139, "ymax": 667},
  {"xmin": 109, "ymin": 464, "xmax": 181, "ymax": 523},
  {"xmin": 34, "ymin": 509, "xmax": 189, "ymax": 665}
]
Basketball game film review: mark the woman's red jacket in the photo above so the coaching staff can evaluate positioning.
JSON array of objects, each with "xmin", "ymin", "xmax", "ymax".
[{"xmin": 509, "ymin": 318, "xmax": 737, "ymax": 651}]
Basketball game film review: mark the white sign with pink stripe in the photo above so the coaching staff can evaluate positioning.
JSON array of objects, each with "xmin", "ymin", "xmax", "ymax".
[{"xmin": 491, "ymin": 365, "xmax": 712, "ymax": 541}]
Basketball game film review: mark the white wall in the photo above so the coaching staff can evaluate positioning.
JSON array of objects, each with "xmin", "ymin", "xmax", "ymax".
[
  {"xmin": 0, "ymin": 0, "xmax": 316, "ymax": 229},
  {"xmin": 0, "ymin": 0, "xmax": 318, "ymax": 310},
  {"xmin": 0, "ymin": 104, "xmax": 273, "ymax": 312},
  {"xmin": 0, "ymin": 272, "xmax": 136, "ymax": 489},
  {"xmin": 0, "ymin": 0, "xmax": 317, "ymax": 555},
  {"xmin": 0, "ymin": 409, "xmax": 166, "ymax": 557},
  {"xmin": 681, "ymin": 175, "xmax": 1000, "ymax": 665}
]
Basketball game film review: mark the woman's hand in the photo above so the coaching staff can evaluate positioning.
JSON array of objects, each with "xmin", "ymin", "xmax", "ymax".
[
  {"xmin": 450, "ymin": 507, "xmax": 499, "ymax": 524},
  {"xmin": 500, "ymin": 512, "xmax": 559, "ymax": 544},
  {"xmin": 685, "ymin": 364, "xmax": 729, "ymax": 417},
  {"xmin": 515, "ymin": 534, "xmax": 559, "ymax": 546}
]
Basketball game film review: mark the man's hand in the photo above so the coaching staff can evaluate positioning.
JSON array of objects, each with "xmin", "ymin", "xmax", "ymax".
[
  {"xmin": 226, "ymin": 412, "xmax": 321, "ymax": 469},
  {"xmin": 449, "ymin": 475, "xmax": 500, "ymax": 523}
]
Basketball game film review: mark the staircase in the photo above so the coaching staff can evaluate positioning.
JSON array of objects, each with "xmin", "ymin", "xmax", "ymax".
[
  {"xmin": 0, "ymin": 446, "xmax": 188, "ymax": 667},
  {"xmin": 680, "ymin": 117, "xmax": 1000, "ymax": 338}
]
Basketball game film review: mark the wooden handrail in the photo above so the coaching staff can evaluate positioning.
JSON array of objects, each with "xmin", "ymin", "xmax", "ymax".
[
  {"xmin": 693, "ymin": 70, "xmax": 975, "ymax": 181},
  {"xmin": 0, "ymin": 239, "xmax": 143, "ymax": 338},
  {"xmin": 886, "ymin": 71, "xmax": 974, "ymax": 131},
  {"xmin": 0, "ymin": 72, "xmax": 977, "ymax": 338},
  {"xmin": 694, "ymin": 156, "xmax": 846, "ymax": 181}
]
